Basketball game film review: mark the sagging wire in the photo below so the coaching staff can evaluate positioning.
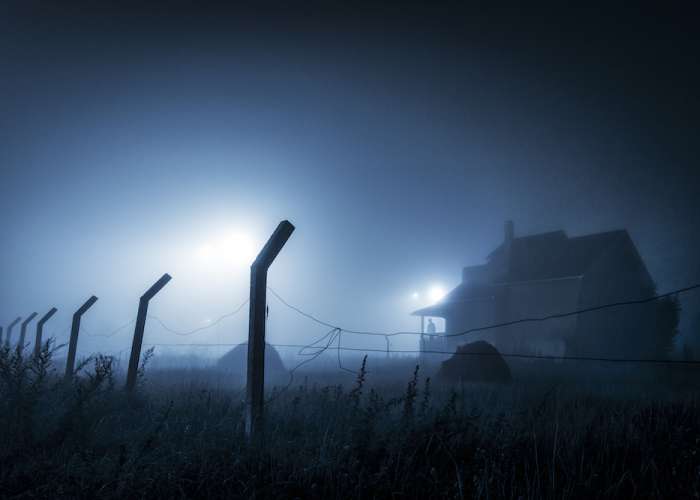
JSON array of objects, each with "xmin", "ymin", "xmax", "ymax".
[
  {"xmin": 267, "ymin": 284, "xmax": 700, "ymax": 339},
  {"xmin": 147, "ymin": 298, "xmax": 249, "ymax": 336},
  {"xmin": 85, "ymin": 319, "xmax": 136, "ymax": 338},
  {"xmin": 264, "ymin": 326, "xmax": 342, "ymax": 405}
]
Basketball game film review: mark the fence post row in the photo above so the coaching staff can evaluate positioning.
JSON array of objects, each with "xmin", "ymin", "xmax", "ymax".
[
  {"xmin": 65, "ymin": 296, "xmax": 98, "ymax": 380},
  {"xmin": 4, "ymin": 317, "xmax": 21, "ymax": 348},
  {"xmin": 125, "ymin": 273, "xmax": 172, "ymax": 392},
  {"xmin": 17, "ymin": 312, "xmax": 38, "ymax": 353},
  {"xmin": 246, "ymin": 220, "xmax": 295, "ymax": 441},
  {"xmin": 35, "ymin": 307, "xmax": 58, "ymax": 358}
]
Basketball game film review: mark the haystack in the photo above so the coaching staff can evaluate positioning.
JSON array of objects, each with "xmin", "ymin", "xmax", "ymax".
[
  {"xmin": 216, "ymin": 343, "xmax": 288, "ymax": 384},
  {"xmin": 437, "ymin": 340, "xmax": 512, "ymax": 383}
]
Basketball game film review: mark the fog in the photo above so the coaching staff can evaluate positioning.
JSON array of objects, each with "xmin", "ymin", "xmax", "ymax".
[
  {"xmin": 1, "ymin": 3, "xmax": 699, "ymax": 368},
  {"xmin": 5, "ymin": 5, "xmax": 700, "ymax": 498}
]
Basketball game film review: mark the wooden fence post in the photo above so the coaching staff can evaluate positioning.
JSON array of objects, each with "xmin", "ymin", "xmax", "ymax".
[
  {"xmin": 35, "ymin": 307, "xmax": 58, "ymax": 358},
  {"xmin": 4, "ymin": 317, "xmax": 21, "ymax": 348},
  {"xmin": 18, "ymin": 312, "xmax": 38, "ymax": 354},
  {"xmin": 246, "ymin": 220, "xmax": 295, "ymax": 441},
  {"xmin": 0, "ymin": 326, "xmax": 3, "ymax": 344},
  {"xmin": 125, "ymin": 273, "xmax": 172, "ymax": 392},
  {"xmin": 65, "ymin": 296, "xmax": 98, "ymax": 380}
]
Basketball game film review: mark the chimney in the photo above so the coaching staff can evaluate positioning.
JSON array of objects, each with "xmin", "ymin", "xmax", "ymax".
[{"xmin": 504, "ymin": 220, "xmax": 514, "ymax": 243}]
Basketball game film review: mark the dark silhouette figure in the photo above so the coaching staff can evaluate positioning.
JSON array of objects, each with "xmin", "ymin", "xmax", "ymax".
[{"xmin": 426, "ymin": 318, "xmax": 436, "ymax": 335}]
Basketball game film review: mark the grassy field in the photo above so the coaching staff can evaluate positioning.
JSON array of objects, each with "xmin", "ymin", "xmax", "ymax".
[{"xmin": 2, "ymin": 343, "xmax": 700, "ymax": 499}]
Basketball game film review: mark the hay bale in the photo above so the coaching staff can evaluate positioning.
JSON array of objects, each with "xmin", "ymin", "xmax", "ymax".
[
  {"xmin": 216, "ymin": 343, "xmax": 288, "ymax": 384},
  {"xmin": 437, "ymin": 340, "xmax": 512, "ymax": 383}
]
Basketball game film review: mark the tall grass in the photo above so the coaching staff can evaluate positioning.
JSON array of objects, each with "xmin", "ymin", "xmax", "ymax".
[{"xmin": 1, "ymin": 344, "xmax": 699, "ymax": 498}]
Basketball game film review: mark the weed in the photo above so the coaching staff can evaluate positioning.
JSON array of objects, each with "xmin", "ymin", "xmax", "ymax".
[{"xmin": 1, "ymin": 342, "xmax": 700, "ymax": 498}]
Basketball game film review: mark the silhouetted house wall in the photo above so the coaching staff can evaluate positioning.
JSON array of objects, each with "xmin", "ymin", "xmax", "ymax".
[{"xmin": 413, "ymin": 222, "xmax": 657, "ymax": 359}]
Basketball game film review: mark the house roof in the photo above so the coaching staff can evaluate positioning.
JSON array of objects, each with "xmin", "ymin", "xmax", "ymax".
[
  {"xmin": 412, "ymin": 228, "xmax": 643, "ymax": 318},
  {"xmin": 411, "ymin": 282, "xmax": 496, "ymax": 317},
  {"xmin": 489, "ymin": 229, "xmax": 633, "ymax": 283}
]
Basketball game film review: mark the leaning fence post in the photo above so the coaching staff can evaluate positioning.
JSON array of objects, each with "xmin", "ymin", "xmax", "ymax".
[
  {"xmin": 246, "ymin": 220, "xmax": 295, "ymax": 441},
  {"xmin": 17, "ymin": 312, "xmax": 38, "ymax": 354},
  {"xmin": 125, "ymin": 273, "xmax": 172, "ymax": 392},
  {"xmin": 4, "ymin": 317, "xmax": 21, "ymax": 348},
  {"xmin": 65, "ymin": 296, "xmax": 98, "ymax": 380},
  {"xmin": 35, "ymin": 307, "xmax": 58, "ymax": 358}
]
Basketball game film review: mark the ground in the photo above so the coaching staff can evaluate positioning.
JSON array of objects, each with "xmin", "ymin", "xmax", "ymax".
[{"xmin": 1, "ymin": 346, "xmax": 700, "ymax": 499}]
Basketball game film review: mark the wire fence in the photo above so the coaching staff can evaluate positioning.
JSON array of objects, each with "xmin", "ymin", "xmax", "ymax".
[
  {"xmin": 267, "ymin": 284, "xmax": 700, "ymax": 339},
  {"xmin": 64, "ymin": 282, "xmax": 700, "ymax": 369},
  {"xmin": 139, "ymin": 282, "xmax": 700, "ymax": 401},
  {"xmin": 10, "ymin": 281, "xmax": 696, "ymax": 403}
]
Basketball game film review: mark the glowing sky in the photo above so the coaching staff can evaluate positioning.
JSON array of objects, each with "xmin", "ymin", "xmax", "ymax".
[{"xmin": 1, "ymin": 4, "xmax": 698, "ymax": 359}]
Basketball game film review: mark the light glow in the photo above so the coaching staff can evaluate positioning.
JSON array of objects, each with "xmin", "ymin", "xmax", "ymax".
[
  {"xmin": 194, "ymin": 231, "xmax": 258, "ymax": 270},
  {"xmin": 428, "ymin": 285, "xmax": 447, "ymax": 303}
]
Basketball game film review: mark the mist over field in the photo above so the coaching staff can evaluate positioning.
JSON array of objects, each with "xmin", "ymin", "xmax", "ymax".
[{"xmin": 1, "ymin": 3, "xmax": 700, "ymax": 498}]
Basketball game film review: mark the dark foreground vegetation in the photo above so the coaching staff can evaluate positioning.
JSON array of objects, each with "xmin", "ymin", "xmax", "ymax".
[{"xmin": 2, "ymin": 344, "xmax": 700, "ymax": 499}]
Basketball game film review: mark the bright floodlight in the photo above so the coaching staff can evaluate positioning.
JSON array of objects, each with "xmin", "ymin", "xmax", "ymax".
[
  {"xmin": 411, "ymin": 291, "xmax": 420, "ymax": 300},
  {"xmin": 221, "ymin": 232, "xmax": 257, "ymax": 266},
  {"xmin": 428, "ymin": 285, "xmax": 446, "ymax": 303},
  {"xmin": 196, "ymin": 243, "xmax": 214, "ymax": 261},
  {"xmin": 195, "ymin": 231, "xmax": 257, "ymax": 269}
]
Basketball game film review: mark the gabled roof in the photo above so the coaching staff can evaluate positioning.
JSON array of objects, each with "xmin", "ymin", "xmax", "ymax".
[
  {"xmin": 412, "ymin": 227, "xmax": 646, "ymax": 318},
  {"xmin": 489, "ymin": 229, "xmax": 633, "ymax": 283},
  {"xmin": 411, "ymin": 282, "xmax": 496, "ymax": 317}
]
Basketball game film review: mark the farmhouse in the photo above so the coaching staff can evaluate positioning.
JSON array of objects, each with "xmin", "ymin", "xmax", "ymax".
[{"xmin": 413, "ymin": 222, "xmax": 660, "ymax": 360}]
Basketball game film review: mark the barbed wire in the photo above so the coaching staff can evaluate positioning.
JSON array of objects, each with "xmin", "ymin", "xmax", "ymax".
[
  {"xmin": 267, "ymin": 283, "xmax": 700, "ymax": 339},
  {"xmin": 251, "ymin": 283, "xmax": 700, "ymax": 372},
  {"xmin": 136, "ymin": 282, "xmax": 700, "ymax": 371},
  {"xmin": 336, "ymin": 329, "xmax": 357, "ymax": 375},
  {"xmin": 24, "ymin": 282, "xmax": 700, "ymax": 379},
  {"xmin": 142, "ymin": 342, "xmax": 700, "ymax": 366},
  {"xmin": 85, "ymin": 319, "xmax": 136, "ymax": 338},
  {"xmin": 32, "ymin": 282, "xmax": 700, "ymax": 345},
  {"xmin": 310, "ymin": 345, "xmax": 700, "ymax": 366},
  {"xmin": 76, "ymin": 299, "xmax": 249, "ymax": 339},
  {"xmin": 147, "ymin": 299, "xmax": 249, "ymax": 336},
  {"xmin": 264, "ymin": 327, "xmax": 343, "ymax": 404},
  {"xmin": 266, "ymin": 287, "xmax": 339, "ymax": 330}
]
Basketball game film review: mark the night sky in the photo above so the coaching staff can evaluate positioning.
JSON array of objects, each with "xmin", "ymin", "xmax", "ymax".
[{"xmin": 1, "ymin": 3, "xmax": 699, "ymax": 358}]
